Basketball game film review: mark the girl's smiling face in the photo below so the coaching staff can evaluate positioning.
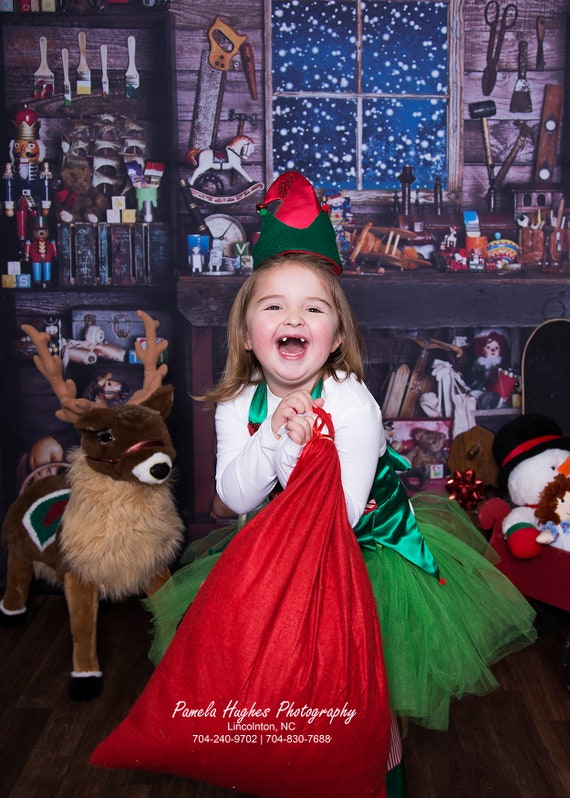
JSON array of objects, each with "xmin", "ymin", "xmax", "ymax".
[{"xmin": 244, "ymin": 261, "xmax": 342, "ymax": 397}]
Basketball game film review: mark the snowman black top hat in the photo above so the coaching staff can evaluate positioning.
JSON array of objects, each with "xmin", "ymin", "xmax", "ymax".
[{"xmin": 493, "ymin": 412, "xmax": 570, "ymax": 487}]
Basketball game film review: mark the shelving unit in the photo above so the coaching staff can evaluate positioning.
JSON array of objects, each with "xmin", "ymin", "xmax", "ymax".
[
  {"xmin": 0, "ymin": 8, "xmax": 177, "ymax": 273},
  {"xmin": 0, "ymin": 9, "xmax": 178, "ymax": 528}
]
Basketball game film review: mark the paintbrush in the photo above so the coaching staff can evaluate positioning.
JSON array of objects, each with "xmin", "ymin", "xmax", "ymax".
[
  {"xmin": 62, "ymin": 48, "xmax": 71, "ymax": 106},
  {"xmin": 34, "ymin": 36, "xmax": 54, "ymax": 99},
  {"xmin": 101, "ymin": 44, "xmax": 109, "ymax": 99},
  {"xmin": 125, "ymin": 35, "xmax": 140, "ymax": 99},
  {"xmin": 76, "ymin": 31, "xmax": 91, "ymax": 95}
]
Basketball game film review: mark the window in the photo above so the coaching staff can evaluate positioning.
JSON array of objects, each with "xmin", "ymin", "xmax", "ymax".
[{"xmin": 266, "ymin": 0, "xmax": 463, "ymax": 196}]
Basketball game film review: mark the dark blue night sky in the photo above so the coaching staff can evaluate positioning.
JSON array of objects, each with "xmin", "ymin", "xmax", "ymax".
[{"xmin": 272, "ymin": 0, "xmax": 448, "ymax": 191}]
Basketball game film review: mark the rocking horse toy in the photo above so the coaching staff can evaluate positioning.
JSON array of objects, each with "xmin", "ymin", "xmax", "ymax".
[
  {"xmin": 0, "ymin": 310, "xmax": 184, "ymax": 700},
  {"xmin": 187, "ymin": 134, "xmax": 255, "ymax": 189}
]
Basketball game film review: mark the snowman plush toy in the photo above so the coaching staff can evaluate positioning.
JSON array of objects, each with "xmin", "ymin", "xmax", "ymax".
[{"xmin": 493, "ymin": 413, "xmax": 570, "ymax": 559}]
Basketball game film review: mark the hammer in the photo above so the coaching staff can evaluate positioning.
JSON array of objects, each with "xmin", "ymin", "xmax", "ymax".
[
  {"xmin": 469, "ymin": 100, "xmax": 497, "ymax": 182},
  {"xmin": 493, "ymin": 121, "xmax": 534, "ymax": 191}
]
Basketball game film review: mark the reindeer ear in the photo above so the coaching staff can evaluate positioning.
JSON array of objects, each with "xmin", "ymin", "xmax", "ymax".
[{"xmin": 141, "ymin": 384, "xmax": 175, "ymax": 418}]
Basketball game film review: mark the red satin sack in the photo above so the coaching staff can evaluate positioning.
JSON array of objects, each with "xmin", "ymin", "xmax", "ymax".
[{"xmin": 90, "ymin": 410, "xmax": 390, "ymax": 798}]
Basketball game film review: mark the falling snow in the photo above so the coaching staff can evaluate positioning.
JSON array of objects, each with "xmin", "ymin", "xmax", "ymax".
[{"xmin": 272, "ymin": 0, "xmax": 448, "ymax": 191}]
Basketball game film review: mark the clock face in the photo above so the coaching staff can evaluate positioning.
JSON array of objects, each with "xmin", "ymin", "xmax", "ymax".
[{"xmin": 205, "ymin": 214, "xmax": 247, "ymax": 257}]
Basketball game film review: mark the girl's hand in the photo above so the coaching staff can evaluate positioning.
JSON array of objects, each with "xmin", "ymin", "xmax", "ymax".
[
  {"xmin": 271, "ymin": 390, "xmax": 324, "ymax": 440},
  {"xmin": 283, "ymin": 412, "xmax": 316, "ymax": 445}
]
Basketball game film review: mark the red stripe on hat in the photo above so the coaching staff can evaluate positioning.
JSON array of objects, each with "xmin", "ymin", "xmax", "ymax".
[{"xmin": 501, "ymin": 434, "xmax": 561, "ymax": 468}]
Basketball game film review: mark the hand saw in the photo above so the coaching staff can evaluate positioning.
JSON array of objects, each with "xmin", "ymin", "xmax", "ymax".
[{"xmin": 188, "ymin": 18, "xmax": 254, "ymax": 151}]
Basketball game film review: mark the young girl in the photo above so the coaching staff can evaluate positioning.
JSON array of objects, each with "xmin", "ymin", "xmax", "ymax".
[{"xmin": 146, "ymin": 171, "xmax": 536, "ymax": 763}]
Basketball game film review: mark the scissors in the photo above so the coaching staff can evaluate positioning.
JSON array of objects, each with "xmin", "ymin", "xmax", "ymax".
[{"xmin": 482, "ymin": 1, "xmax": 518, "ymax": 96}]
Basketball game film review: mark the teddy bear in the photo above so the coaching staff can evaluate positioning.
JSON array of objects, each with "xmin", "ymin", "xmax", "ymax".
[
  {"xmin": 54, "ymin": 161, "xmax": 108, "ymax": 224},
  {"xmin": 492, "ymin": 413, "xmax": 570, "ymax": 559},
  {"xmin": 403, "ymin": 427, "xmax": 447, "ymax": 473}
]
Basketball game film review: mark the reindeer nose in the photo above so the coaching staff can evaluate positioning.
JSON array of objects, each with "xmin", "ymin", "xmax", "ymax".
[
  {"xmin": 132, "ymin": 452, "xmax": 173, "ymax": 484},
  {"xmin": 150, "ymin": 461, "xmax": 171, "ymax": 481}
]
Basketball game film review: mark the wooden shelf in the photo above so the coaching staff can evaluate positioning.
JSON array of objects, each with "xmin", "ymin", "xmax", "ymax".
[{"xmin": 177, "ymin": 270, "xmax": 570, "ymax": 330}]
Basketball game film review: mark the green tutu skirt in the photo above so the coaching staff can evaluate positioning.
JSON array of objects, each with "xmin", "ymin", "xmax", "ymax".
[{"xmin": 143, "ymin": 494, "xmax": 537, "ymax": 731}]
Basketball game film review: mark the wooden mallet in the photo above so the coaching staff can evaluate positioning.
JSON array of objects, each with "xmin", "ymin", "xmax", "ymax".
[{"xmin": 469, "ymin": 100, "xmax": 497, "ymax": 183}]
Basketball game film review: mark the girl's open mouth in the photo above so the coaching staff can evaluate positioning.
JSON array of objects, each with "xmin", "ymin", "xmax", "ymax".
[{"xmin": 277, "ymin": 336, "xmax": 307, "ymax": 356}]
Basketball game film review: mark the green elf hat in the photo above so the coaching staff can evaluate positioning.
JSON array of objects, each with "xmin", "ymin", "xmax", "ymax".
[{"xmin": 252, "ymin": 170, "xmax": 343, "ymax": 274}]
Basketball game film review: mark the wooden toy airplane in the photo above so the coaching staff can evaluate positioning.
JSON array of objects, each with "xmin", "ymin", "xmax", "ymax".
[{"xmin": 345, "ymin": 221, "xmax": 429, "ymax": 271}]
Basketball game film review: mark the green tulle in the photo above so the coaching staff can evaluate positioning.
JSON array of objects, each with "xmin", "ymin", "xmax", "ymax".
[
  {"xmin": 364, "ymin": 494, "xmax": 537, "ymax": 730},
  {"xmin": 143, "ymin": 494, "xmax": 536, "ymax": 730},
  {"xmin": 142, "ymin": 525, "xmax": 236, "ymax": 665}
]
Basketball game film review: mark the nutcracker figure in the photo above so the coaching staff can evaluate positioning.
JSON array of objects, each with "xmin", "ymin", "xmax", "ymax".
[
  {"xmin": 3, "ymin": 105, "xmax": 52, "ymax": 252},
  {"xmin": 25, "ymin": 215, "xmax": 57, "ymax": 286}
]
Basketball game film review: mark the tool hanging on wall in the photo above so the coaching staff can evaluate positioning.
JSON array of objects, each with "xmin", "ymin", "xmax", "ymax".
[
  {"xmin": 34, "ymin": 36, "xmax": 54, "ymax": 99},
  {"xmin": 510, "ymin": 40, "xmax": 532, "ymax": 113},
  {"xmin": 125, "ymin": 35, "xmax": 140, "ymax": 98},
  {"xmin": 62, "ymin": 47, "xmax": 71, "ymax": 106},
  {"xmin": 536, "ymin": 16, "xmax": 546, "ymax": 70},
  {"xmin": 482, "ymin": 1, "xmax": 518, "ymax": 96},
  {"xmin": 534, "ymin": 84, "xmax": 564, "ymax": 184},
  {"xmin": 188, "ymin": 17, "xmax": 256, "ymax": 152},
  {"xmin": 469, "ymin": 100, "xmax": 497, "ymax": 198},
  {"xmin": 492, "ymin": 120, "xmax": 534, "ymax": 191},
  {"xmin": 101, "ymin": 44, "xmax": 109, "ymax": 99},
  {"xmin": 76, "ymin": 31, "xmax": 91, "ymax": 95}
]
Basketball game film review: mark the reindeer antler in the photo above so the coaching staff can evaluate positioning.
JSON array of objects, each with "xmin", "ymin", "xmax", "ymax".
[
  {"xmin": 21, "ymin": 309, "xmax": 169, "ymax": 424},
  {"xmin": 129, "ymin": 310, "xmax": 169, "ymax": 405},
  {"xmin": 20, "ymin": 324, "xmax": 87, "ymax": 424}
]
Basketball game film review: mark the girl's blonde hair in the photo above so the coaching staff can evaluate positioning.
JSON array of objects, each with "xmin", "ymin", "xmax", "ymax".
[{"xmin": 198, "ymin": 252, "xmax": 365, "ymax": 405}]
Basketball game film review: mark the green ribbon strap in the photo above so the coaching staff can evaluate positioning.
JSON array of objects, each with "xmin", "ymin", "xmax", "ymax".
[
  {"xmin": 247, "ymin": 382, "xmax": 269, "ymax": 433},
  {"xmin": 353, "ymin": 447, "xmax": 441, "ymax": 579},
  {"xmin": 247, "ymin": 379, "xmax": 323, "ymax": 433}
]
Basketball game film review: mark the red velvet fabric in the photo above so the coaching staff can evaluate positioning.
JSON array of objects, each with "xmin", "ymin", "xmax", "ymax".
[{"xmin": 90, "ymin": 410, "xmax": 390, "ymax": 797}]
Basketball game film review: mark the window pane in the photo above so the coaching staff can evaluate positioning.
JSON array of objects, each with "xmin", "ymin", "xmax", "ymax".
[
  {"xmin": 362, "ymin": 1, "xmax": 448, "ymax": 95},
  {"xmin": 272, "ymin": 97, "xmax": 357, "ymax": 190},
  {"xmin": 362, "ymin": 97, "xmax": 447, "ymax": 189},
  {"xmin": 270, "ymin": 0, "xmax": 452, "ymax": 192},
  {"xmin": 272, "ymin": 0, "xmax": 357, "ymax": 93}
]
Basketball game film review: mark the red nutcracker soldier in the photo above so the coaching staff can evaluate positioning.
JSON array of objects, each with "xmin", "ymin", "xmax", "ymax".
[
  {"xmin": 3, "ymin": 105, "xmax": 52, "ymax": 253},
  {"xmin": 25, "ymin": 216, "xmax": 57, "ymax": 286}
]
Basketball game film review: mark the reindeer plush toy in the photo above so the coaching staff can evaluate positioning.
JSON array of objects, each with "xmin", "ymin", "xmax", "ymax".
[{"xmin": 0, "ymin": 311, "xmax": 184, "ymax": 700}]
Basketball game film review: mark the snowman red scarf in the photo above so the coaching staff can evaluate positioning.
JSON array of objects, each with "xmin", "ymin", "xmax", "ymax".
[{"xmin": 90, "ymin": 408, "xmax": 390, "ymax": 798}]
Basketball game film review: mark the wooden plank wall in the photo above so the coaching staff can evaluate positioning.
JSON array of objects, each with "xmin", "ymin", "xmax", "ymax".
[
  {"xmin": 463, "ymin": 0, "xmax": 568, "ymax": 211},
  {"xmin": 1, "ymin": 17, "xmax": 172, "ymax": 163},
  {"xmin": 0, "ymin": 1, "xmax": 567, "ymax": 248},
  {"xmin": 168, "ymin": 0, "xmax": 568, "ymax": 225},
  {"xmin": 169, "ymin": 1, "xmax": 265, "ymax": 233}
]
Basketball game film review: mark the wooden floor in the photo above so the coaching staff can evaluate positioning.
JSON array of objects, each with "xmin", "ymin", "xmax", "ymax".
[{"xmin": 1, "ymin": 593, "xmax": 569, "ymax": 798}]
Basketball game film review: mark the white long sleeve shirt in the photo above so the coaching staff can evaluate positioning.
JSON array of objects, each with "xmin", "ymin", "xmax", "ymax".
[{"xmin": 215, "ymin": 373, "xmax": 386, "ymax": 527}]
